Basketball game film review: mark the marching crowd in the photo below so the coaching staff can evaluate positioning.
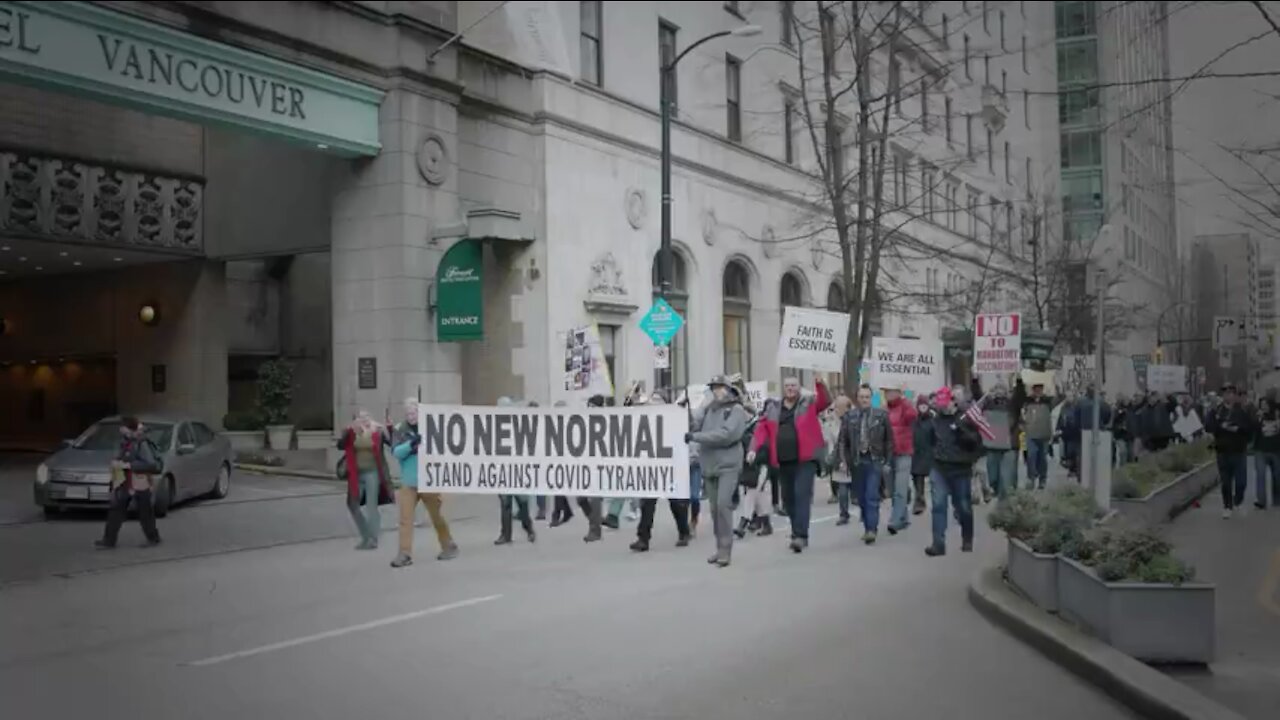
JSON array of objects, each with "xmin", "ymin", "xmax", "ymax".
[{"xmin": 94, "ymin": 375, "xmax": 1280, "ymax": 561}]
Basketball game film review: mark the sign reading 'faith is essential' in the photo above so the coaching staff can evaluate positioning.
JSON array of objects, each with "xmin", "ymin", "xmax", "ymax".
[
  {"xmin": 416, "ymin": 405, "xmax": 690, "ymax": 499},
  {"xmin": 776, "ymin": 306, "xmax": 850, "ymax": 373}
]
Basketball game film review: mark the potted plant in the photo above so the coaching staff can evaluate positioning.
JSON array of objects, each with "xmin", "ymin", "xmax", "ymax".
[
  {"xmin": 1057, "ymin": 525, "xmax": 1214, "ymax": 663},
  {"xmin": 256, "ymin": 358, "xmax": 296, "ymax": 451},
  {"xmin": 1111, "ymin": 439, "xmax": 1216, "ymax": 526},
  {"xmin": 295, "ymin": 413, "xmax": 335, "ymax": 451},
  {"xmin": 992, "ymin": 486, "xmax": 1099, "ymax": 612},
  {"xmin": 222, "ymin": 411, "xmax": 265, "ymax": 451}
]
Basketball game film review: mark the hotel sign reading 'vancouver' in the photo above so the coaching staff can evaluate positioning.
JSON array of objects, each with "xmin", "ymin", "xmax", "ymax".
[{"xmin": 0, "ymin": 1, "xmax": 382, "ymax": 155}]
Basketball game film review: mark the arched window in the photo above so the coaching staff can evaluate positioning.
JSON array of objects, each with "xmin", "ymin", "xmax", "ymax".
[
  {"xmin": 722, "ymin": 260, "xmax": 752, "ymax": 377},
  {"xmin": 779, "ymin": 271, "xmax": 808, "ymax": 384},
  {"xmin": 651, "ymin": 251, "xmax": 689, "ymax": 390}
]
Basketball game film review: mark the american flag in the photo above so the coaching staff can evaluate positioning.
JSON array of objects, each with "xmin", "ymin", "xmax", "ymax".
[{"xmin": 963, "ymin": 395, "xmax": 997, "ymax": 442}]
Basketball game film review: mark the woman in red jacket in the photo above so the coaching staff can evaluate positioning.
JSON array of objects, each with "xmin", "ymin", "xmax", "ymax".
[{"xmin": 748, "ymin": 375, "xmax": 831, "ymax": 553}]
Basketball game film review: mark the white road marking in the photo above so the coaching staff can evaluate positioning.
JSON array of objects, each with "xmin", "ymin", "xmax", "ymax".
[{"xmin": 184, "ymin": 594, "xmax": 502, "ymax": 667}]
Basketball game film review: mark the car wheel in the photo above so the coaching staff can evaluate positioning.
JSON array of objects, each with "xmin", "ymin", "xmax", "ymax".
[
  {"xmin": 154, "ymin": 476, "xmax": 174, "ymax": 518},
  {"xmin": 208, "ymin": 464, "xmax": 231, "ymax": 500}
]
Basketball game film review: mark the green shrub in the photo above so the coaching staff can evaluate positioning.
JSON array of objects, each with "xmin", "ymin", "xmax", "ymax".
[
  {"xmin": 223, "ymin": 411, "xmax": 263, "ymax": 432},
  {"xmin": 1112, "ymin": 461, "xmax": 1172, "ymax": 499},
  {"xmin": 1074, "ymin": 526, "xmax": 1195, "ymax": 584},
  {"xmin": 988, "ymin": 489, "xmax": 1043, "ymax": 540},
  {"xmin": 1135, "ymin": 554, "xmax": 1197, "ymax": 584},
  {"xmin": 256, "ymin": 359, "xmax": 295, "ymax": 426},
  {"xmin": 1048, "ymin": 484, "xmax": 1104, "ymax": 520}
]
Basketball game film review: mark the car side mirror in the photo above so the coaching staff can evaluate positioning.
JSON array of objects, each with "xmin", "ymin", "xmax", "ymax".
[
  {"xmin": 177, "ymin": 443, "xmax": 196, "ymax": 455},
  {"xmin": 60, "ymin": 439, "xmax": 75, "ymax": 450}
]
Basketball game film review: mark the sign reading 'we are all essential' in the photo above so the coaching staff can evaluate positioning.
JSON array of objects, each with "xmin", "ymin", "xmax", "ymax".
[{"xmin": 416, "ymin": 405, "xmax": 690, "ymax": 499}]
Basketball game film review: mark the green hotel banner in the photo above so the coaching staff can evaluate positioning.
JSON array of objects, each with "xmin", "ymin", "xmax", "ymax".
[
  {"xmin": 436, "ymin": 240, "xmax": 484, "ymax": 342},
  {"xmin": 0, "ymin": 1, "xmax": 383, "ymax": 155}
]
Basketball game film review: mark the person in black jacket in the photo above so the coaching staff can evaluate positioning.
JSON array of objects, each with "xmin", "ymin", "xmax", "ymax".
[
  {"xmin": 96, "ymin": 416, "xmax": 163, "ymax": 549},
  {"xmin": 1206, "ymin": 384, "xmax": 1255, "ymax": 518},
  {"xmin": 1253, "ymin": 395, "xmax": 1280, "ymax": 509},
  {"xmin": 910, "ymin": 394, "xmax": 934, "ymax": 515},
  {"xmin": 922, "ymin": 386, "xmax": 984, "ymax": 556}
]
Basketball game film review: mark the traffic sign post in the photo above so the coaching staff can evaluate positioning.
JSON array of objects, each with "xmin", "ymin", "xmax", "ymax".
[
  {"xmin": 653, "ymin": 345, "xmax": 670, "ymax": 369},
  {"xmin": 639, "ymin": 298, "xmax": 685, "ymax": 346},
  {"xmin": 1214, "ymin": 316, "xmax": 1241, "ymax": 349}
]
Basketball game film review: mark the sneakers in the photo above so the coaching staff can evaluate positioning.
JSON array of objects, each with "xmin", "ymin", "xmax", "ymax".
[
  {"xmin": 676, "ymin": 534, "xmax": 691, "ymax": 547},
  {"xmin": 733, "ymin": 518, "xmax": 751, "ymax": 539},
  {"xmin": 625, "ymin": 508, "xmax": 640, "ymax": 521},
  {"xmin": 925, "ymin": 544, "xmax": 946, "ymax": 557},
  {"xmin": 494, "ymin": 535, "xmax": 513, "ymax": 545},
  {"xmin": 526, "ymin": 529, "xmax": 537, "ymax": 543},
  {"xmin": 789, "ymin": 538, "xmax": 804, "ymax": 553},
  {"xmin": 390, "ymin": 553, "xmax": 414, "ymax": 568},
  {"xmin": 629, "ymin": 539, "xmax": 649, "ymax": 552},
  {"xmin": 583, "ymin": 530, "xmax": 602, "ymax": 543},
  {"xmin": 1222, "ymin": 508, "xmax": 1233, "ymax": 519},
  {"xmin": 93, "ymin": 539, "xmax": 115, "ymax": 550},
  {"xmin": 140, "ymin": 537, "xmax": 162, "ymax": 548},
  {"xmin": 756, "ymin": 517, "xmax": 774, "ymax": 536},
  {"xmin": 961, "ymin": 540, "xmax": 973, "ymax": 553},
  {"xmin": 437, "ymin": 543, "xmax": 459, "ymax": 561},
  {"xmin": 356, "ymin": 539, "xmax": 378, "ymax": 551},
  {"xmin": 707, "ymin": 553, "xmax": 721, "ymax": 565},
  {"xmin": 602, "ymin": 515, "xmax": 620, "ymax": 530},
  {"xmin": 836, "ymin": 516, "xmax": 850, "ymax": 526},
  {"xmin": 861, "ymin": 531, "xmax": 877, "ymax": 545}
]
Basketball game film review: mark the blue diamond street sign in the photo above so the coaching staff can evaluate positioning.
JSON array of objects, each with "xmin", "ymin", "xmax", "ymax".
[{"xmin": 639, "ymin": 298, "xmax": 685, "ymax": 346}]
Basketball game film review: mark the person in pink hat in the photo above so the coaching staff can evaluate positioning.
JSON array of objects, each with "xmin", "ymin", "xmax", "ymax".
[{"xmin": 920, "ymin": 386, "xmax": 984, "ymax": 556}]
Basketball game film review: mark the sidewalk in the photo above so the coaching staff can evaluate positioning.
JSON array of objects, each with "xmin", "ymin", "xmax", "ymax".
[{"xmin": 1161, "ymin": 461, "xmax": 1280, "ymax": 720}]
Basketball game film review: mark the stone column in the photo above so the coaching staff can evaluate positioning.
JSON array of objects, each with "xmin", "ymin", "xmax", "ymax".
[{"xmin": 331, "ymin": 88, "xmax": 462, "ymax": 426}]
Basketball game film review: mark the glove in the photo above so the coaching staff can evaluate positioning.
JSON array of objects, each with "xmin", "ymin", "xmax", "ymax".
[
  {"xmin": 409, "ymin": 434, "xmax": 421, "ymax": 452},
  {"xmin": 683, "ymin": 432, "xmax": 693, "ymax": 443}
]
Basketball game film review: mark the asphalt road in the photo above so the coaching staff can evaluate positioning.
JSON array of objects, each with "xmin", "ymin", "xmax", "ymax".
[{"xmin": 0, "ymin": 467, "xmax": 1136, "ymax": 720}]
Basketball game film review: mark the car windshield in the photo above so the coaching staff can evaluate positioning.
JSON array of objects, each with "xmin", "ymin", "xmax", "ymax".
[{"xmin": 74, "ymin": 422, "xmax": 174, "ymax": 452}]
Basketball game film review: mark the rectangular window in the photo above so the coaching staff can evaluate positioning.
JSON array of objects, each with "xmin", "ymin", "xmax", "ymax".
[
  {"xmin": 1025, "ymin": 156, "xmax": 1033, "ymax": 198},
  {"xmin": 1000, "ymin": 10, "xmax": 1006, "ymax": 50},
  {"xmin": 966, "ymin": 115, "xmax": 974, "ymax": 159},
  {"xmin": 821, "ymin": 8, "xmax": 836, "ymax": 61},
  {"xmin": 968, "ymin": 190, "xmax": 981, "ymax": 238},
  {"xmin": 783, "ymin": 97, "xmax": 796, "ymax": 165},
  {"xmin": 890, "ymin": 60, "xmax": 902, "ymax": 115},
  {"xmin": 964, "ymin": 35, "xmax": 971, "ymax": 79},
  {"xmin": 1023, "ymin": 89, "xmax": 1031, "ymax": 128},
  {"xmin": 987, "ymin": 127, "xmax": 994, "ymax": 173},
  {"xmin": 1022, "ymin": 35, "xmax": 1028, "ymax": 73},
  {"xmin": 1056, "ymin": 1, "xmax": 1097, "ymax": 39},
  {"xmin": 1006, "ymin": 203, "xmax": 1014, "ymax": 251},
  {"xmin": 983, "ymin": 1, "xmax": 989, "ymax": 32},
  {"xmin": 948, "ymin": 182, "xmax": 960, "ymax": 229},
  {"xmin": 944, "ymin": 97, "xmax": 953, "ymax": 142},
  {"xmin": 780, "ymin": 1, "xmax": 795, "ymax": 49},
  {"xmin": 659, "ymin": 21, "xmax": 678, "ymax": 116},
  {"xmin": 1058, "ymin": 88, "xmax": 1100, "ymax": 126},
  {"xmin": 723, "ymin": 314, "xmax": 750, "ymax": 378},
  {"xmin": 726, "ymin": 54, "xmax": 742, "ymax": 141},
  {"xmin": 1001, "ymin": 69, "xmax": 1007, "ymax": 96},
  {"xmin": 1061, "ymin": 130, "xmax": 1102, "ymax": 168},
  {"xmin": 922, "ymin": 165, "xmax": 936, "ymax": 220},
  {"xmin": 1004, "ymin": 142, "xmax": 1011, "ymax": 182},
  {"xmin": 984, "ymin": 54, "xmax": 991, "ymax": 85},
  {"xmin": 920, "ymin": 76, "xmax": 930, "ymax": 131},
  {"xmin": 579, "ymin": 1, "xmax": 602, "ymax": 86},
  {"xmin": 599, "ymin": 324, "xmax": 619, "ymax": 388}
]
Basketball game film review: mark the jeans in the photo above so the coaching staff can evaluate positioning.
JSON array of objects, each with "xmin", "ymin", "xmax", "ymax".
[
  {"xmin": 777, "ymin": 461, "xmax": 817, "ymax": 539},
  {"xmin": 347, "ymin": 469, "xmax": 382, "ymax": 544},
  {"xmin": 986, "ymin": 450, "xmax": 1018, "ymax": 498},
  {"xmin": 1217, "ymin": 453, "xmax": 1248, "ymax": 510},
  {"xmin": 576, "ymin": 496, "xmax": 603, "ymax": 535},
  {"xmin": 397, "ymin": 486, "xmax": 452, "ymax": 555},
  {"xmin": 1254, "ymin": 452, "xmax": 1280, "ymax": 507},
  {"xmin": 836, "ymin": 482, "xmax": 852, "ymax": 519},
  {"xmin": 854, "ymin": 458, "xmax": 883, "ymax": 534},
  {"xmin": 888, "ymin": 455, "xmax": 913, "ymax": 530},
  {"xmin": 101, "ymin": 485, "xmax": 160, "ymax": 545},
  {"xmin": 930, "ymin": 466, "xmax": 974, "ymax": 549},
  {"xmin": 706, "ymin": 470, "xmax": 739, "ymax": 561},
  {"xmin": 535, "ymin": 495, "xmax": 547, "ymax": 516},
  {"xmin": 1026, "ymin": 439, "xmax": 1049, "ymax": 487},
  {"xmin": 638, "ymin": 498, "xmax": 690, "ymax": 541}
]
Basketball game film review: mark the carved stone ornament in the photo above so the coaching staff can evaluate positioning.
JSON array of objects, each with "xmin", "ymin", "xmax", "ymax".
[
  {"xmin": 416, "ymin": 133, "xmax": 448, "ymax": 186},
  {"xmin": 702, "ymin": 208, "xmax": 718, "ymax": 246},
  {"xmin": 625, "ymin": 188, "xmax": 646, "ymax": 229},
  {"xmin": 810, "ymin": 236, "xmax": 824, "ymax": 271},
  {"xmin": 587, "ymin": 252, "xmax": 627, "ymax": 297},
  {"xmin": 0, "ymin": 150, "xmax": 203, "ymax": 252},
  {"xmin": 762, "ymin": 225, "xmax": 778, "ymax": 259}
]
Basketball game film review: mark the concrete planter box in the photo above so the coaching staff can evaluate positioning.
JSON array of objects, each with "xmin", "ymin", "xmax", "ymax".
[
  {"xmin": 1112, "ymin": 461, "xmax": 1216, "ymax": 527},
  {"xmin": 1007, "ymin": 538, "xmax": 1059, "ymax": 612},
  {"xmin": 224, "ymin": 431, "xmax": 264, "ymax": 452},
  {"xmin": 1057, "ymin": 555, "xmax": 1215, "ymax": 664},
  {"xmin": 266, "ymin": 425, "xmax": 295, "ymax": 451},
  {"xmin": 295, "ymin": 430, "xmax": 334, "ymax": 451}
]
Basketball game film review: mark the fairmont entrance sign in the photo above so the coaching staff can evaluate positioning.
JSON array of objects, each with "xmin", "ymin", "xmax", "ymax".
[{"xmin": 0, "ymin": 1, "xmax": 382, "ymax": 155}]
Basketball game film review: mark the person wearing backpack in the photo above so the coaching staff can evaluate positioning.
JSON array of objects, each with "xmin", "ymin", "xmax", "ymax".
[{"xmin": 96, "ymin": 416, "xmax": 163, "ymax": 549}]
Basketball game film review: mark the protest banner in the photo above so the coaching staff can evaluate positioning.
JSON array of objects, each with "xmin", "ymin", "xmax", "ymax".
[
  {"xmin": 1147, "ymin": 364, "xmax": 1188, "ymax": 395},
  {"xmin": 776, "ymin": 306, "xmax": 850, "ymax": 373},
  {"xmin": 416, "ymin": 404, "xmax": 689, "ymax": 499},
  {"xmin": 868, "ymin": 336, "xmax": 944, "ymax": 394},
  {"xmin": 974, "ymin": 313, "xmax": 1022, "ymax": 374}
]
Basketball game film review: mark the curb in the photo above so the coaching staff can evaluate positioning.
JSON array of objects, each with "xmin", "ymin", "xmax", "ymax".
[
  {"xmin": 234, "ymin": 463, "xmax": 337, "ymax": 481},
  {"xmin": 968, "ymin": 565, "xmax": 1245, "ymax": 720}
]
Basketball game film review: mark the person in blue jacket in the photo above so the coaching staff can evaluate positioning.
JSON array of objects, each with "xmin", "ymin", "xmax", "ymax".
[{"xmin": 390, "ymin": 398, "xmax": 458, "ymax": 567}]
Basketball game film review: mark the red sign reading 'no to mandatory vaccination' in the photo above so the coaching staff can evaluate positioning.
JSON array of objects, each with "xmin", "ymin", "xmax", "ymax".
[
  {"xmin": 414, "ymin": 405, "xmax": 690, "ymax": 499},
  {"xmin": 974, "ymin": 313, "xmax": 1022, "ymax": 375}
]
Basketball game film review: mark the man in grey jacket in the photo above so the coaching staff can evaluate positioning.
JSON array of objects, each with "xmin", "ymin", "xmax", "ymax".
[{"xmin": 686, "ymin": 375, "xmax": 751, "ymax": 568}]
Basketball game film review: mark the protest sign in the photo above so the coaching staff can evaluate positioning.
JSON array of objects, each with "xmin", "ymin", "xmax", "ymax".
[
  {"xmin": 1058, "ymin": 355, "xmax": 1096, "ymax": 396},
  {"xmin": 562, "ymin": 324, "xmax": 614, "ymax": 397},
  {"xmin": 1147, "ymin": 364, "xmax": 1187, "ymax": 395},
  {"xmin": 776, "ymin": 306, "xmax": 850, "ymax": 373},
  {"xmin": 684, "ymin": 380, "xmax": 768, "ymax": 411},
  {"xmin": 974, "ymin": 313, "xmax": 1022, "ymax": 374},
  {"xmin": 416, "ymin": 404, "xmax": 689, "ymax": 499},
  {"xmin": 868, "ymin": 336, "xmax": 944, "ymax": 394},
  {"xmin": 1021, "ymin": 369, "xmax": 1057, "ymax": 395},
  {"xmin": 1173, "ymin": 410, "xmax": 1203, "ymax": 441}
]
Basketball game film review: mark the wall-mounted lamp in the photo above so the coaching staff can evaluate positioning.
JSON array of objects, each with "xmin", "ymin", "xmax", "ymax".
[{"xmin": 138, "ymin": 302, "xmax": 161, "ymax": 327}]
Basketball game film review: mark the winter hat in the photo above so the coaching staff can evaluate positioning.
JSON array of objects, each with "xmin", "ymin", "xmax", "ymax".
[{"xmin": 934, "ymin": 386, "xmax": 953, "ymax": 407}]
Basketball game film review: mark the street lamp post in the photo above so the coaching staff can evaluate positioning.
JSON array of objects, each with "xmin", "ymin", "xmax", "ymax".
[
  {"xmin": 658, "ymin": 24, "xmax": 760, "ymax": 394},
  {"xmin": 1089, "ymin": 225, "xmax": 1112, "ymax": 504}
]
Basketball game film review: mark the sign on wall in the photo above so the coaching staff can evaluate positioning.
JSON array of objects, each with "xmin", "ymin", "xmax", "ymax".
[
  {"xmin": 0, "ymin": 1, "xmax": 383, "ymax": 155},
  {"xmin": 436, "ymin": 239, "xmax": 483, "ymax": 341},
  {"xmin": 1147, "ymin": 364, "xmax": 1188, "ymax": 395},
  {"xmin": 973, "ymin": 312, "xmax": 1022, "ymax": 375},
  {"xmin": 415, "ymin": 404, "xmax": 689, "ymax": 499},
  {"xmin": 357, "ymin": 357, "xmax": 377, "ymax": 390},
  {"xmin": 867, "ymin": 336, "xmax": 944, "ymax": 395},
  {"xmin": 776, "ymin": 306, "xmax": 850, "ymax": 373},
  {"xmin": 563, "ymin": 324, "xmax": 613, "ymax": 397}
]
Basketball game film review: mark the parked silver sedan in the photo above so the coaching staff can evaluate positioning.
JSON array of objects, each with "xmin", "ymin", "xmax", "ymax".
[{"xmin": 34, "ymin": 416, "xmax": 233, "ymax": 518}]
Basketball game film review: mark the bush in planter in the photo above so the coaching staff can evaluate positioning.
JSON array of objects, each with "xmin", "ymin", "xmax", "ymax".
[
  {"xmin": 988, "ymin": 489, "xmax": 1043, "ymax": 541},
  {"xmin": 223, "ymin": 411, "xmax": 263, "ymax": 432},
  {"xmin": 1076, "ymin": 526, "xmax": 1197, "ymax": 585},
  {"xmin": 255, "ymin": 359, "xmax": 295, "ymax": 427},
  {"xmin": 1112, "ymin": 461, "xmax": 1171, "ymax": 499},
  {"xmin": 1028, "ymin": 486, "xmax": 1101, "ymax": 554}
]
